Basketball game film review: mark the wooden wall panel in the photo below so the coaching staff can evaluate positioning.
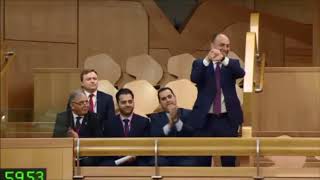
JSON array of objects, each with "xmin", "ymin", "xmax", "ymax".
[
  {"xmin": 229, "ymin": 0, "xmax": 313, "ymax": 24},
  {"xmin": 1, "ymin": 138, "xmax": 73, "ymax": 179},
  {"xmin": 6, "ymin": 40, "xmax": 77, "ymax": 121},
  {"xmin": 255, "ymin": 0, "xmax": 313, "ymax": 24},
  {"xmin": 223, "ymin": 22, "xmax": 249, "ymax": 60},
  {"xmin": 313, "ymin": 0, "xmax": 320, "ymax": 66},
  {"xmin": 0, "ymin": 0, "xmax": 3, "ymax": 44},
  {"xmin": 252, "ymin": 67, "xmax": 320, "ymax": 137},
  {"xmin": 285, "ymin": 37, "xmax": 312, "ymax": 66},
  {"xmin": 228, "ymin": 0, "xmax": 254, "ymax": 9},
  {"xmin": 5, "ymin": 0, "xmax": 77, "ymax": 42},
  {"xmin": 260, "ymin": 28, "xmax": 285, "ymax": 66},
  {"xmin": 33, "ymin": 68, "xmax": 80, "ymax": 122},
  {"xmin": 1, "ymin": 64, "xmax": 9, "ymax": 123},
  {"xmin": 140, "ymin": 0, "xmax": 182, "ymax": 50},
  {"xmin": 179, "ymin": 0, "xmax": 250, "ymax": 52},
  {"xmin": 78, "ymin": 0, "xmax": 148, "ymax": 69}
]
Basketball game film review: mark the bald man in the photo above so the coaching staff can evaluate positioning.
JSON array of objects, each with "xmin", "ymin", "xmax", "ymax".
[{"xmin": 189, "ymin": 33, "xmax": 245, "ymax": 167}]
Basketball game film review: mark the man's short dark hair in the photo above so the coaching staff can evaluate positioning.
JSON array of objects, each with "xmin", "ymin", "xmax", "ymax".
[
  {"xmin": 116, "ymin": 88, "xmax": 134, "ymax": 103},
  {"xmin": 157, "ymin": 87, "xmax": 175, "ymax": 101},
  {"xmin": 80, "ymin": 69, "xmax": 98, "ymax": 81}
]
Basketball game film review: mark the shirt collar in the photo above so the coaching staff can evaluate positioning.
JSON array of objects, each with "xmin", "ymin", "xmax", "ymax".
[
  {"xmin": 120, "ymin": 113, "xmax": 133, "ymax": 122},
  {"xmin": 83, "ymin": 90, "xmax": 97, "ymax": 97},
  {"xmin": 212, "ymin": 61, "xmax": 221, "ymax": 65},
  {"xmin": 72, "ymin": 112, "xmax": 83, "ymax": 119}
]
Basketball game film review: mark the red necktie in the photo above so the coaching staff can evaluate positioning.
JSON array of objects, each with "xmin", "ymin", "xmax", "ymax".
[
  {"xmin": 214, "ymin": 63, "xmax": 221, "ymax": 114},
  {"xmin": 89, "ymin": 94, "xmax": 94, "ymax": 112},
  {"xmin": 123, "ymin": 119, "xmax": 130, "ymax": 137}
]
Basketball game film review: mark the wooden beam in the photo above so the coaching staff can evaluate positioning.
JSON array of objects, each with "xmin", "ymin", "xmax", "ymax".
[
  {"xmin": 250, "ymin": 13, "xmax": 259, "ymax": 51},
  {"xmin": 244, "ymin": 32, "xmax": 256, "ymax": 93}
]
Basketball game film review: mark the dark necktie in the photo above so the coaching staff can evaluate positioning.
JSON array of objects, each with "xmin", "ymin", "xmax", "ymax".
[
  {"xmin": 214, "ymin": 63, "xmax": 221, "ymax": 114},
  {"xmin": 89, "ymin": 94, "xmax": 94, "ymax": 112},
  {"xmin": 123, "ymin": 119, "xmax": 130, "ymax": 137},
  {"xmin": 75, "ymin": 116, "xmax": 82, "ymax": 133},
  {"xmin": 168, "ymin": 125, "xmax": 178, "ymax": 136}
]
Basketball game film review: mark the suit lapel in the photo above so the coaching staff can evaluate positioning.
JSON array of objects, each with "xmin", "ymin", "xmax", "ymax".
[
  {"xmin": 160, "ymin": 112, "xmax": 169, "ymax": 126},
  {"xmin": 67, "ymin": 111, "xmax": 75, "ymax": 130},
  {"xmin": 81, "ymin": 115, "xmax": 89, "ymax": 129},
  {"xmin": 220, "ymin": 64, "xmax": 226, "ymax": 85},
  {"xmin": 208, "ymin": 62, "xmax": 216, "ymax": 89},
  {"xmin": 96, "ymin": 91, "xmax": 102, "ymax": 114},
  {"xmin": 115, "ymin": 115, "xmax": 125, "ymax": 136}
]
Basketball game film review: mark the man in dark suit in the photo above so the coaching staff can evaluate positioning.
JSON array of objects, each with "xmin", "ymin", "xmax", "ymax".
[
  {"xmin": 189, "ymin": 33, "xmax": 245, "ymax": 166},
  {"xmin": 148, "ymin": 87, "xmax": 196, "ymax": 166},
  {"xmin": 67, "ymin": 69, "xmax": 115, "ymax": 135},
  {"xmin": 53, "ymin": 89, "xmax": 102, "ymax": 165},
  {"xmin": 101, "ymin": 88, "xmax": 150, "ymax": 166}
]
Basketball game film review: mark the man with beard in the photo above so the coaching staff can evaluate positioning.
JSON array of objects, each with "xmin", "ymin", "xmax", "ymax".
[
  {"xmin": 53, "ymin": 89, "xmax": 102, "ymax": 165},
  {"xmin": 100, "ymin": 88, "xmax": 150, "ymax": 166},
  {"xmin": 148, "ymin": 87, "xmax": 197, "ymax": 166}
]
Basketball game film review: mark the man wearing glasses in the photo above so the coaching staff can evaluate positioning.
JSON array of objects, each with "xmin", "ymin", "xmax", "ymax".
[
  {"xmin": 53, "ymin": 89, "xmax": 102, "ymax": 138},
  {"xmin": 53, "ymin": 89, "xmax": 102, "ymax": 166},
  {"xmin": 67, "ymin": 69, "xmax": 115, "ymax": 135}
]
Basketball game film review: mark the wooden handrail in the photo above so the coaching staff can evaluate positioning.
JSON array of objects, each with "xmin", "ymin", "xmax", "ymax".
[
  {"xmin": 244, "ymin": 13, "xmax": 266, "ymax": 93},
  {"xmin": 255, "ymin": 53, "xmax": 265, "ymax": 92},
  {"xmin": 250, "ymin": 13, "xmax": 259, "ymax": 51},
  {"xmin": 75, "ymin": 138, "xmax": 320, "ymax": 157},
  {"xmin": 244, "ymin": 32, "xmax": 256, "ymax": 93}
]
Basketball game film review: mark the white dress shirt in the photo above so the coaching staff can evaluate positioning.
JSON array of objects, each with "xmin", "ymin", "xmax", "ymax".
[{"xmin": 84, "ymin": 90, "xmax": 97, "ymax": 113}]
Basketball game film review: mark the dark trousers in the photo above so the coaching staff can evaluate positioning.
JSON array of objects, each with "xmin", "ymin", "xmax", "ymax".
[
  {"xmin": 148, "ymin": 156, "xmax": 200, "ymax": 166},
  {"xmin": 194, "ymin": 113, "xmax": 239, "ymax": 167},
  {"xmin": 78, "ymin": 157, "xmax": 100, "ymax": 166}
]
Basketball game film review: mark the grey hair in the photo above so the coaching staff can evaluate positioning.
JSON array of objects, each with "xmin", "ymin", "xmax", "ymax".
[{"xmin": 68, "ymin": 89, "xmax": 86, "ymax": 107}]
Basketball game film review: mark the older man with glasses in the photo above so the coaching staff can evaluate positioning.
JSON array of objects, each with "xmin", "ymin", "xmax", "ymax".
[{"xmin": 53, "ymin": 89, "xmax": 102, "ymax": 165}]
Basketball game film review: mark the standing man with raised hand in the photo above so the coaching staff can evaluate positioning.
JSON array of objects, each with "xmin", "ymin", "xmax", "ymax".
[{"xmin": 189, "ymin": 33, "xmax": 245, "ymax": 167}]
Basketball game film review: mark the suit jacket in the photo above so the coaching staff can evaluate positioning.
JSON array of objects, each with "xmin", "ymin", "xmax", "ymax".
[
  {"xmin": 95, "ymin": 91, "xmax": 115, "ymax": 129},
  {"xmin": 52, "ymin": 110, "xmax": 102, "ymax": 137},
  {"xmin": 66, "ymin": 90, "xmax": 115, "ymax": 133},
  {"xmin": 149, "ymin": 108, "xmax": 194, "ymax": 137},
  {"xmin": 189, "ymin": 58, "xmax": 245, "ymax": 129},
  {"xmin": 100, "ymin": 113, "xmax": 150, "ymax": 166},
  {"xmin": 104, "ymin": 113, "xmax": 150, "ymax": 137}
]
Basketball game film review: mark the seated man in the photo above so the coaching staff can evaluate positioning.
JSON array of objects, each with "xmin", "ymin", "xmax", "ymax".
[
  {"xmin": 53, "ymin": 89, "xmax": 102, "ymax": 165},
  {"xmin": 101, "ymin": 88, "xmax": 150, "ymax": 166},
  {"xmin": 148, "ymin": 87, "xmax": 196, "ymax": 166},
  {"xmin": 67, "ymin": 69, "xmax": 115, "ymax": 135}
]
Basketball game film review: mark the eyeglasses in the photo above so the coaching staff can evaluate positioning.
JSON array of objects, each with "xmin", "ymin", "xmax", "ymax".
[{"xmin": 72, "ymin": 100, "xmax": 89, "ymax": 106}]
